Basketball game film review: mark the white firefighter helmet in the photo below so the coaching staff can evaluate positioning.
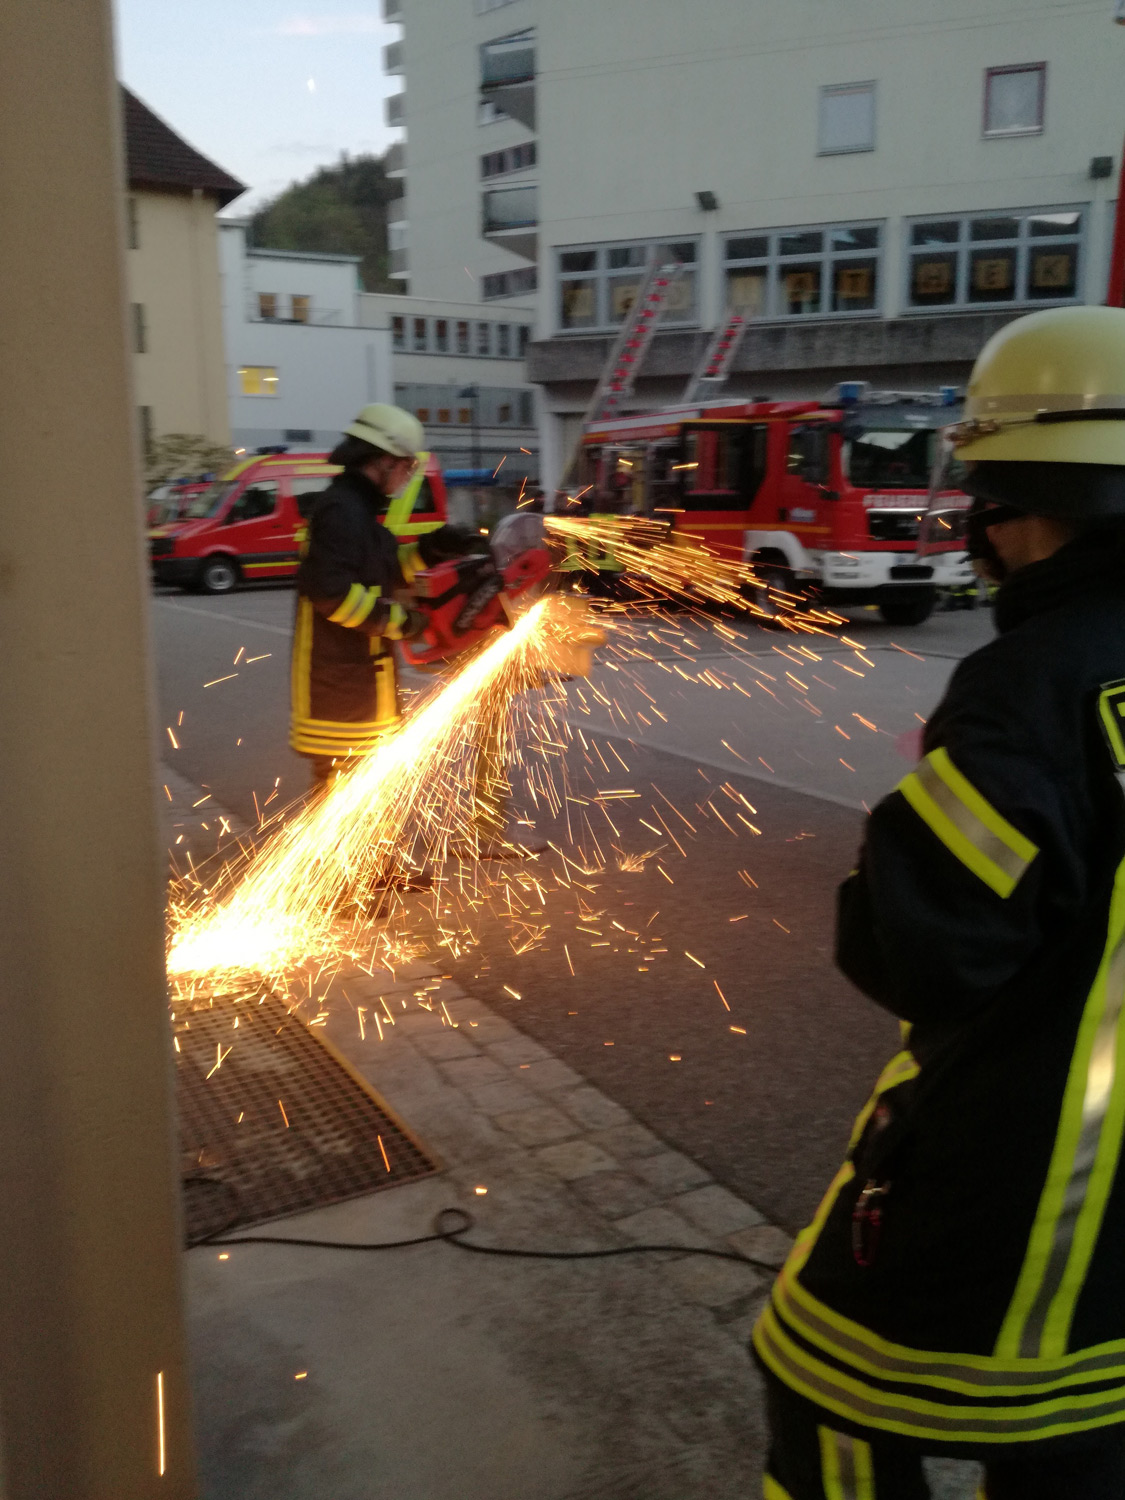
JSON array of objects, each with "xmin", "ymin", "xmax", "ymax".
[{"xmin": 344, "ymin": 403, "xmax": 425, "ymax": 459}]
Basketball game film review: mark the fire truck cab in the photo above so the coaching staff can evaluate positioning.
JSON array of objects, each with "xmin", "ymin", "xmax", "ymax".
[{"xmin": 578, "ymin": 384, "xmax": 973, "ymax": 626}]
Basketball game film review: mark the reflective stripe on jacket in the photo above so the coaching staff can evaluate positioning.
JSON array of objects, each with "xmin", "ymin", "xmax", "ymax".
[
  {"xmin": 289, "ymin": 469, "xmax": 410, "ymax": 758},
  {"xmin": 755, "ymin": 534, "xmax": 1125, "ymax": 1447}
]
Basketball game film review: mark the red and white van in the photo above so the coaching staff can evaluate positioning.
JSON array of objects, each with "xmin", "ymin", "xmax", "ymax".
[{"xmin": 148, "ymin": 450, "xmax": 448, "ymax": 593}]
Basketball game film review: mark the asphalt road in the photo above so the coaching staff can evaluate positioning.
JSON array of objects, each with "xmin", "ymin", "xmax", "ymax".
[{"xmin": 152, "ymin": 582, "xmax": 994, "ymax": 1231}]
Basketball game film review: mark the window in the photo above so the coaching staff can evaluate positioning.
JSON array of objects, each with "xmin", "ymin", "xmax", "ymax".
[
  {"xmin": 417, "ymin": 407, "xmax": 431, "ymax": 422},
  {"xmin": 518, "ymin": 325, "xmax": 530, "ymax": 356},
  {"xmin": 498, "ymin": 403, "xmax": 512, "ymax": 422},
  {"xmin": 482, "ymin": 267, "xmax": 538, "ymax": 300},
  {"xmin": 519, "ymin": 391, "xmax": 533, "ymax": 425},
  {"xmin": 723, "ymin": 222, "xmax": 881, "ymax": 320},
  {"xmin": 476, "ymin": 321, "xmax": 492, "ymax": 355},
  {"xmin": 226, "ymin": 483, "xmax": 279, "ymax": 524},
  {"xmin": 291, "ymin": 295, "xmax": 310, "ymax": 323},
  {"xmin": 818, "ymin": 83, "xmax": 876, "ymax": 155},
  {"xmin": 258, "ymin": 292, "xmax": 278, "ymax": 320},
  {"xmin": 481, "ymin": 28, "xmax": 535, "ymax": 89},
  {"xmin": 284, "ymin": 428, "xmax": 313, "ymax": 442},
  {"xmin": 435, "ymin": 319, "xmax": 449, "ymax": 351},
  {"xmin": 132, "ymin": 303, "xmax": 147, "ymax": 353},
  {"xmin": 127, "ymin": 197, "xmax": 140, "ymax": 251},
  {"xmin": 557, "ymin": 239, "xmax": 699, "ymax": 332},
  {"xmin": 680, "ymin": 426, "xmax": 770, "ymax": 511},
  {"xmin": 906, "ymin": 208, "xmax": 1082, "ymax": 310},
  {"xmin": 459, "ymin": 408, "xmax": 472, "ymax": 424},
  {"xmin": 413, "ymin": 477, "xmax": 438, "ymax": 514},
  {"xmin": 456, "ymin": 320, "xmax": 470, "ymax": 353},
  {"xmin": 497, "ymin": 324, "xmax": 511, "ymax": 357},
  {"xmin": 478, "ymin": 99, "xmax": 510, "ymax": 125},
  {"xmin": 984, "ymin": 64, "xmax": 1046, "ymax": 137},
  {"xmin": 413, "ymin": 316, "xmax": 428, "ymax": 351},
  {"xmin": 480, "ymin": 141, "xmax": 538, "ymax": 178},
  {"xmin": 238, "ymin": 366, "xmax": 280, "ymax": 397},
  {"xmin": 846, "ymin": 429, "xmax": 937, "ymax": 490},
  {"xmin": 438, "ymin": 408, "xmax": 451, "ymax": 423},
  {"xmin": 392, "ymin": 315, "xmax": 406, "ymax": 351}
]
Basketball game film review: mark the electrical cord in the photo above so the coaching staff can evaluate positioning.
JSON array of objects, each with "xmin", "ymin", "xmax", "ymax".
[{"xmin": 191, "ymin": 1205, "xmax": 780, "ymax": 1274}]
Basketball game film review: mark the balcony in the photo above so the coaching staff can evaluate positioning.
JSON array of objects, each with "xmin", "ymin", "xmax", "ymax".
[
  {"xmin": 482, "ymin": 185, "xmax": 537, "ymax": 262},
  {"xmin": 381, "ymin": 0, "xmax": 402, "ymax": 19},
  {"xmin": 383, "ymin": 142, "xmax": 406, "ymax": 179},
  {"xmin": 389, "ymin": 247, "xmax": 409, "ymax": 280},
  {"xmin": 385, "ymin": 91, "xmax": 405, "ymax": 127},
  {"xmin": 479, "ymin": 30, "xmax": 536, "ymax": 129},
  {"xmin": 383, "ymin": 39, "xmax": 404, "ymax": 75}
]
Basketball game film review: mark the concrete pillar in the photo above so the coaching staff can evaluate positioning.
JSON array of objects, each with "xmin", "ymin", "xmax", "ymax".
[{"xmin": 0, "ymin": 3, "xmax": 196, "ymax": 1498}]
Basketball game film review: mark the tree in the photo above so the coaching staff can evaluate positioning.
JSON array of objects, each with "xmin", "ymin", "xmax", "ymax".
[
  {"xmin": 145, "ymin": 433, "xmax": 234, "ymax": 489},
  {"xmin": 249, "ymin": 152, "xmax": 403, "ymax": 293}
]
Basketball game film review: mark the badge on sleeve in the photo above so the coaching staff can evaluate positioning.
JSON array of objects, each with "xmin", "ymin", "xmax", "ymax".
[{"xmin": 1097, "ymin": 679, "xmax": 1125, "ymax": 769}]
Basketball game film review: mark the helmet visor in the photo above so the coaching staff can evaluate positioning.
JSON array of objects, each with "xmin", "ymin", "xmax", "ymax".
[{"xmin": 915, "ymin": 430, "xmax": 972, "ymax": 560}]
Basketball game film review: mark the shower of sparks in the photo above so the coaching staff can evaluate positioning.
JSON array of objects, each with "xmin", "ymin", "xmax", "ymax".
[{"xmin": 167, "ymin": 595, "xmax": 599, "ymax": 982}]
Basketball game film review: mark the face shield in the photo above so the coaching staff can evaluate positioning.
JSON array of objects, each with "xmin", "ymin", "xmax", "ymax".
[{"xmin": 915, "ymin": 427, "xmax": 972, "ymax": 560}]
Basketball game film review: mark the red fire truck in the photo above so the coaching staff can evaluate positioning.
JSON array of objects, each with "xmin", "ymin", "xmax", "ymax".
[{"xmin": 577, "ymin": 384, "xmax": 973, "ymax": 626}]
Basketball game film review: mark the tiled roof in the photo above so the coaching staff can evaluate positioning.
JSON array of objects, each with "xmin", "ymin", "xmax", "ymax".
[{"xmin": 122, "ymin": 87, "xmax": 245, "ymax": 207}]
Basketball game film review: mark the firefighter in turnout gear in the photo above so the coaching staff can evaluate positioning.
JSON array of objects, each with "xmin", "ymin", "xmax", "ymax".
[
  {"xmin": 754, "ymin": 307, "xmax": 1125, "ymax": 1499},
  {"xmin": 289, "ymin": 403, "xmax": 471, "ymax": 790}
]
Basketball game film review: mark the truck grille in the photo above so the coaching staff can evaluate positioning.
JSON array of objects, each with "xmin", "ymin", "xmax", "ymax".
[
  {"xmin": 150, "ymin": 537, "xmax": 175, "ymax": 558},
  {"xmin": 868, "ymin": 509, "xmax": 923, "ymax": 543}
]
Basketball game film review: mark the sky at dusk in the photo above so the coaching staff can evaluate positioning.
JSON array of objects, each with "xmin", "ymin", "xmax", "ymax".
[{"xmin": 113, "ymin": 1, "xmax": 402, "ymax": 213}]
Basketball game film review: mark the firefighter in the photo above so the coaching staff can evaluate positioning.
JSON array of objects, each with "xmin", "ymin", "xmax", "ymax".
[
  {"xmin": 753, "ymin": 306, "xmax": 1125, "ymax": 1498},
  {"xmin": 289, "ymin": 403, "xmax": 471, "ymax": 792}
]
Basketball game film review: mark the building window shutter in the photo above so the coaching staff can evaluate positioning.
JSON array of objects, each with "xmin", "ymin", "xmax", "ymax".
[{"xmin": 818, "ymin": 83, "xmax": 876, "ymax": 155}]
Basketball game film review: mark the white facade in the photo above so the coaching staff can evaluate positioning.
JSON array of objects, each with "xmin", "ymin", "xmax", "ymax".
[
  {"xmin": 384, "ymin": 0, "xmax": 1125, "ymax": 489},
  {"xmin": 218, "ymin": 222, "xmax": 393, "ymax": 453}
]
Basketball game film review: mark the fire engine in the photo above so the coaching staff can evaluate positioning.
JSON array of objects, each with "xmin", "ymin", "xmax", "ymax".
[{"xmin": 577, "ymin": 382, "xmax": 973, "ymax": 626}]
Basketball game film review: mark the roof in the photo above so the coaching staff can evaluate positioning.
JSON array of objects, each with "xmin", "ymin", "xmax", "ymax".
[
  {"xmin": 248, "ymin": 246, "xmax": 363, "ymax": 265},
  {"xmin": 122, "ymin": 88, "xmax": 245, "ymax": 207}
]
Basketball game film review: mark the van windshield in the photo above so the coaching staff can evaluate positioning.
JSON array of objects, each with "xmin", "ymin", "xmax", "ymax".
[
  {"xmin": 846, "ymin": 429, "xmax": 935, "ymax": 491},
  {"xmin": 184, "ymin": 481, "xmax": 236, "ymax": 519}
]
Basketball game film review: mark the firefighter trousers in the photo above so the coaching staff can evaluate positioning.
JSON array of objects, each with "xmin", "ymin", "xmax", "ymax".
[{"xmin": 761, "ymin": 1368, "xmax": 1125, "ymax": 1499}]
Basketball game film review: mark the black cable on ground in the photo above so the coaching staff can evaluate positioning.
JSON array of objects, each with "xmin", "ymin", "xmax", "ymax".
[{"xmin": 192, "ymin": 1206, "xmax": 780, "ymax": 1274}]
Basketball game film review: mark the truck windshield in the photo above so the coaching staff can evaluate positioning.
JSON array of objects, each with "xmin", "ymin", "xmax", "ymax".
[
  {"xmin": 184, "ymin": 481, "xmax": 236, "ymax": 519},
  {"xmin": 846, "ymin": 429, "xmax": 934, "ymax": 490}
]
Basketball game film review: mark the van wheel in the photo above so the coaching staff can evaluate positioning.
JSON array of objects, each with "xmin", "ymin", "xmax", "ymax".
[
  {"xmin": 198, "ymin": 556, "xmax": 239, "ymax": 595},
  {"xmin": 879, "ymin": 587, "xmax": 936, "ymax": 626}
]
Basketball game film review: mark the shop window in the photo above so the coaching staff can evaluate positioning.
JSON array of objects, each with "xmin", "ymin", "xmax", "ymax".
[
  {"xmin": 907, "ymin": 207, "xmax": 1082, "ymax": 310},
  {"xmin": 556, "ymin": 239, "xmax": 699, "ymax": 332},
  {"xmin": 984, "ymin": 64, "xmax": 1046, "ymax": 137},
  {"xmin": 723, "ymin": 221, "xmax": 881, "ymax": 320}
]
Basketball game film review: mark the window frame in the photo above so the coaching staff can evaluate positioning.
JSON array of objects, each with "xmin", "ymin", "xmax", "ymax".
[
  {"xmin": 291, "ymin": 294, "xmax": 310, "ymax": 324},
  {"xmin": 903, "ymin": 205, "xmax": 1084, "ymax": 314},
  {"xmin": 555, "ymin": 237, "xmax": 701, "ymax": 335},
  {"xmin": 983, "ymin": 63, "xmax": 1047, "ymax": 139},
  {"xmin": 817, "ymin": 82, "xmax": 877, "ymax": 157},
  {"xmin": 392, "ymin": 315, "xmax": 406, "ymax": 351},
  {"xmin": 722, "ymin": 220, "xmax": 884, "ymax": 323},
  {"xmin": 258, "ymin": 292, "xmax": 278, "ymax": 321},
  {"xmin": 413, "ymin": 316, "xmax": 429, "ymax": 352}
]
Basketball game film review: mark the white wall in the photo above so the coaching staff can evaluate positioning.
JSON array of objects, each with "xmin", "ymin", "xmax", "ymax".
[{"xmin": 219, "ymin": 223, "xmax": 392, "ymax": 450}]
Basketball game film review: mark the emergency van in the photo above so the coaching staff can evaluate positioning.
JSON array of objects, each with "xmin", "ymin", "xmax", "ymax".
[
  {"xmin": 578, "ymin": 385, "xmax": 973, "ymax": 625},
  {"xmin": 148, "ymin": 450, "xmax": 448, "ymax": 593}
]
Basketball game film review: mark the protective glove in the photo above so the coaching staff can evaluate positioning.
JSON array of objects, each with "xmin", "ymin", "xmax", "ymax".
[
  {"xmin": 418, "ymin": 524, "xmax": 482, "ymax": 567},
  {"xmin": 386, "ymin": 602, "xmax": 430, "ymax": 641}
]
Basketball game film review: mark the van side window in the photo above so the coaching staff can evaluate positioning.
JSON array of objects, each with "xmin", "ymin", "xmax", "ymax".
[
  {"xmin": 226, "ymin": 482, "xmax": 279, "ymax": 524},
  {"xmin": 291, "ymin": 477, "xmax": 332, "ymax": 519},
  {"xmin": 411, "ymin": 477, "xmax": 438, "ymax": 515}
]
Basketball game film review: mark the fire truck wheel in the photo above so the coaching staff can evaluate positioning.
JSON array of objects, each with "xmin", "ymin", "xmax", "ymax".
[
  {"xmin": 197, "ymin": 555, "xmax": 240, "ymax": 595},
  {"xmin": 878, "ymin": 587, "xmax": 936, "ymax": 627},
  {"xmin": 748, "ymin": 562, "xmax": 801, "ymax": 624}
]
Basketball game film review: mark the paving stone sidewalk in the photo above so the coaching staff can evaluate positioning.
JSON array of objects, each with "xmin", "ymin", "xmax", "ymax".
[{"xmin": 165, "ymin": 763, "xmax": 978, "ymax": 1499}]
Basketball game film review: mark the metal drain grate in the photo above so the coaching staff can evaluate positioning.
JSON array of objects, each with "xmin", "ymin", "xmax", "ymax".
[{"xmin": 175, "ymin": 991, "xmax": 437, "ymax": 1245}]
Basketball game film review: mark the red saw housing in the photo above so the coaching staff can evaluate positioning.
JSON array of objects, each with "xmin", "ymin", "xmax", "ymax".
[{"xmin": 399, "ymin": 546, "xmax": 552, "ymax": 667}]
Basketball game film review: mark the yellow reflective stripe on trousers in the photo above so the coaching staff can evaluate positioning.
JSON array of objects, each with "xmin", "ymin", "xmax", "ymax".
[
  {"xmin": 818, "ymin": 1425, "xmax": 875, "ymax": 1500},
  {"xmin": 996, "ymin": 850, "xmax": 1125, "ymax": 1360},
  {"xmin": 896, "ymin": 748, "xmax": 1037, "ymax": 898}
]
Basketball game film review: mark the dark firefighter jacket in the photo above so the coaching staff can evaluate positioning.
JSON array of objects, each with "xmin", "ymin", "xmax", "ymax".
[
  {"xmin": 290, "ymin": 469, "xmax": 422, "ymax": 758},
  {"xmin": 754, "ymin": 531, "xmax": 1125, "ymax": 1449}
]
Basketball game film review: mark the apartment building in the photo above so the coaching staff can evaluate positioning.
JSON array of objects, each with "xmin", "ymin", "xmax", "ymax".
[
  {"xmin": 123, "ymin": 88, "xmax": 244, "ymax": 451},
  {"xmin": 381, "ymin": 0, "xmax": 1125, "ymax": 490}
]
